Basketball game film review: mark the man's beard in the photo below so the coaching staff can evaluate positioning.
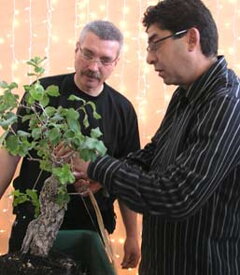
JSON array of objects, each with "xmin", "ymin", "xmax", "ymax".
[{"xmin": 80, "ymin": 69, "xmax": 101, "ymax": 80}]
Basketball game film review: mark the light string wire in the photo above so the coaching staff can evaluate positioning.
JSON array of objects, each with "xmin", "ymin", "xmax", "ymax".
[
  {"xmin": 119, "ymin": 0, "xmax": 127, "ymax": 94},
  {"xmin": 137, "ymin": 0, "xmax": 148, "ymax": 141},
  {"xmin": 28, "ymin": 0, "xmax": 33, "ymax": 63},
  {"xmin": 11, "ymin": 0, "xmax": 17, "ymax": 82},
  {"xmin": 45, "ymin": 0, "xmax": 53, "ymax": 74}
]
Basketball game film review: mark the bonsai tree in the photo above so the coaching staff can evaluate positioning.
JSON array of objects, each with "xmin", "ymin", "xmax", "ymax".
[{"xmin": 0, "ymin": 57, "xmax": 107, "ymax": 260}]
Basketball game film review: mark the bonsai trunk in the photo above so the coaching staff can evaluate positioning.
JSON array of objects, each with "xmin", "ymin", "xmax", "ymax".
[{"xmin": 21, "ymin": 175, "xmax": 68, "ymax": 256}]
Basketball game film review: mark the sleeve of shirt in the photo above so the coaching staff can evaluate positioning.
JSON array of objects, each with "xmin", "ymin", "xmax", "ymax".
[{"xmin": 88, "ymin": 94, "xmax": 240, "ymax": 218}]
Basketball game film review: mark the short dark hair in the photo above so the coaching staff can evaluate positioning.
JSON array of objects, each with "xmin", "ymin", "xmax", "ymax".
[{"xmin": 143, "ymin": 0, "xmax": 218, "ymax": 57}]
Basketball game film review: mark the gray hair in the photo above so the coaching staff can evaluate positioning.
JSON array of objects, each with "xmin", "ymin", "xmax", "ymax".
[{"xmin": 79, "ymin": 20, "xmax": 123, "ymax": 54}]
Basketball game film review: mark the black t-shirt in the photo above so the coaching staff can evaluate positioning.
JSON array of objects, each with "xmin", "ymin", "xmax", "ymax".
[{"xmin": 12, "ymin": 73, "xmax": 140, "ymax": 234}]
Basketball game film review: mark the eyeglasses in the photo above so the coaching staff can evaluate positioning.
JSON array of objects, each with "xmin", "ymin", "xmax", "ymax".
[
  {"xmin": 79, "ymin": 47, "xmax": 118, "ymax": 67},
  {"xmin": 147, "ymin": 29, "xmax": 188, "ymax": 52}
]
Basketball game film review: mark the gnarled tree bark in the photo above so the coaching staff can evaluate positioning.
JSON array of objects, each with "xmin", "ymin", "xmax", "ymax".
[{"xmin": 21, "ymin": 175, "xmax": 67, "ymax": 256}]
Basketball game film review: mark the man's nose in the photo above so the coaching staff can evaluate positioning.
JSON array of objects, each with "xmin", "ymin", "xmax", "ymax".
[
  {"xmin": 146, "ymin": 51, "xmax": 157, "ymax": 65},
  {"xmin": 87, "ymin": 60, "xmax": 101, "ymax": 71}
]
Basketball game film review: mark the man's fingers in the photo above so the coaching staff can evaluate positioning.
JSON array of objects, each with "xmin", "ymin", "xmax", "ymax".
[
  {"xmin": 73, "ymin": 171, "xmax": 87, "ymax": 180},
  {"xmin": 54, "ymin": 143, "xmax": 73, "ymax": 160}
]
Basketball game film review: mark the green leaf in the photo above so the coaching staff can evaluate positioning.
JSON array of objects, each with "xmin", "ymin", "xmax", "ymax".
[
  {"xmin": 0, "ymin": 112, "xmax": 17, "ymax": 129},
  {"xmin": 40, "ymin": 93, "xmax": 50, "ymax": 107},
  {"xmin": 45, "ymin": 106, "xmax": 57, "ymax": 116},
  {"xmin": 63, "ymin": 129, "xmax": 76, "ymax": 139},
  {"xmin": 24, "ymin": 91, "xmax": 36, "ymax": 105},
  {"xmin": 63, "ymin": 131, "xmax": 85, "ymax": 148},
  {"xmin": 5, "ymin": 135, "xmax": 20, "ymax": 155},
  {"xmin": 22, "ymin": 113, "xmax": 34, "ymax": 123},
  {"xmin": 67, "ymin": 118, "xmax": 80, "ymax": 133},
  {"xmin": 93, "ymin": 111, "xmax": 101, "ymax": 120},
  {"xmin": 83, "ymin": 112, "xmax": 89, "ymax": 128},
  {"xmin": 46, "ymin": 85, "xmax": 60, "ymax": 97},
  {"xmin": 26, "ymin": 189, "xmax": 40, "ymax": 217},
  {"xmin": 17, "ymin": 130, "xmax": 31, "ymax": 137},
  {"xmin": 23, "ymin": 84, "xmax": 31, "ymax": 92},
  {"xmin": 56, "ymin": 190, "xmax": 70, "ymax": 206},
  {"xmin": 34, "ymin": 66, "xmax": 45, "ymax": 74},
  {"xmin": 28, "ymin": 116, "xmax": 40, "ymax": 130},
  {"xmin": 64, "ymin": 108, "xmax": 79, "ymax": 120},
  {"xmin": 68, "ymin": 95, "xmax": 86, "ymax": 104},
  {"xmin": 83, "ymin": 137, "xmax": 99, "ymax": 150},
  {"xmin": 27, "ymin": 56, "xmax": 46, "ymax": 67},
  {"xmin": 39, "ymin": 159, "xmax": 52, "ymax": 172},
  {"xmin": 11, "ymin": 190, "xmax": 29, "ymax": 207},
  {"xmin": 95, "ymin": 140, "xmax": 107, "ymax": 155},
  {"xmin": 5, "ymin": 135, "xmax": 32, "ymax": 157},
  {"xmin": 29, "ymin": 82, "xmax": 44, "ymax": 101},
  {"xmin": 79, "ymin": 149, "xmax": 97, "ymax": 162},
  {"xmin": 0, "ymin": 81, "xmax": 18, "ymax": 90},
  {"xmin": 8, "ymin": 82, "xmax": 18, "ymax": 90},
  {"xmin": 52, "ymin": 164, "xmax": 75, "ymax": 185},
  {"xmin": 87, "ymin": 101, "xmax": 101, "ymax": 120},
  {"xmin": 80, "ymin": 136, "xmax": 107, "ymax": 160},
  {"xmin": 0, "ymin": 91, "xmax": 19, "ymax": 113},
  {"xmin": 47, "ymin": 127, "xmax": 61, "ymax": 144},
  {"xmin": 11, "ymin": 189, "xmax": 40, "ymax": 218},
  {"xmin": 0, "ymin": 81, "xmax": 9, "ymax": 89},
  {"xmin": 90, "ymin": 127, "xmax": 103, "ymax": 139},
  {"xmin": 32, "ymin": 128, "xmax": 42, "ymax": 139}
]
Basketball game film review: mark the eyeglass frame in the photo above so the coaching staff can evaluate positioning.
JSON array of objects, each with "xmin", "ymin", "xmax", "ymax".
[
  {"xmin": 146, "ymin": 29, "xmax": 188, "ymax": 52},
  {"xmin": 78, "ymin": 46, "xmax": 119, "ymax": 67}
]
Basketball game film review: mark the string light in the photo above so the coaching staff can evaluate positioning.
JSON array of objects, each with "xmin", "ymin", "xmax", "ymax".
[
  {"xmin": 45, "ymin": 0, "xmax": 53, "ymax": 74},
  {"xmin": 11, "ymin": 0, "xmax": 17, "ymax": 81},
  {"xmin": 27, "ymin": 0, "xmax": 32, "ymax": 61}
]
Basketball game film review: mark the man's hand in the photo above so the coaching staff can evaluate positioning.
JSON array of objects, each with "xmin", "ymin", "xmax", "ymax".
[
  {"xmin": 54, "ymin": 143, "xmax": 90, "ymax": 179},
  {"xmin": 73, "ymin": 179, "xmax": 102, "ymax": 196},
  {"xmin": 118, "ymin": 201, "xmax": 140, "ymax": 269},
  {"xmin": 121, "ymin": 235, "xmax": 140, "ymax": 269},
  {"xmin": 53, "ymin": 142, "xmax": 74, "ymax": 163},
  {"xmin": 72, "ymin": 155, "xmax": 90, "ymax": 179}
]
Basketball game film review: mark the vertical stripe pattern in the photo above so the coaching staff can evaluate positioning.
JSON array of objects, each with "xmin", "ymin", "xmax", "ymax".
[{"xmin": 88, "ymin": 56, "xmax": 240, "ymax": 275}]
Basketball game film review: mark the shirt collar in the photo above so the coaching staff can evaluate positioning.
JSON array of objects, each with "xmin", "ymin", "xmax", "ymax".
[{"xmin": 179, "ymin": 56, "xmax": 227, "ymax": 104}]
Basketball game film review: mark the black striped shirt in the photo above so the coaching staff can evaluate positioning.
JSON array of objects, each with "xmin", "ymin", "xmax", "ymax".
[{"xmin": 88, "ymin": 56, "xmax": 240, "ymax": 275}]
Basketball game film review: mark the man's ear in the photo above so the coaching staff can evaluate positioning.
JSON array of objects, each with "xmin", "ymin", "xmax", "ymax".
[
  {"xmin": 75, "ymin": 41, "xmax": 80, "ymax": 54},
  {"xmin": 113, "ymin": 56, "xmax": 120, "ymax": 67},
  {"xmin": 187, "ymin": 27, "xmax": 200, "ymax": 52}
]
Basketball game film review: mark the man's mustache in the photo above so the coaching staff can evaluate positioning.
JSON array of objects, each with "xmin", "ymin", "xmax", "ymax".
[{"xmin": 81, "ymin": 70, "xmax": 101, "ymax": 80}]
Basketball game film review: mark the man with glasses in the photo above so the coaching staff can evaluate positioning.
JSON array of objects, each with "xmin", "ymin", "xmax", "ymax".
[
  {"xmin": 70, "ymin": 1, "xmax": 240, "ymax": 274},
  {"xmin": 0, "ymin": 20, "xmax": 140, "ymax": 272}
]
